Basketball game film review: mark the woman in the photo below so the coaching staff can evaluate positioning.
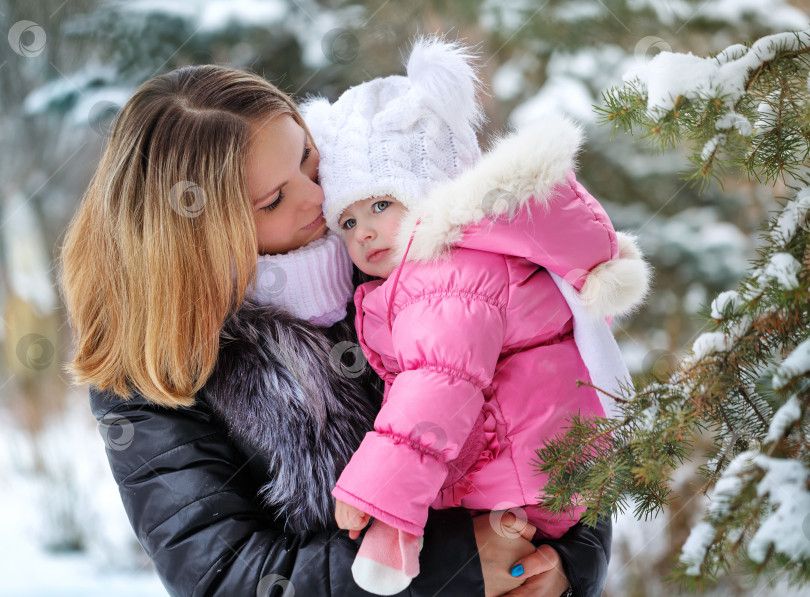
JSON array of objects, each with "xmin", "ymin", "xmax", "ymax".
[{"xmin": 59, "ymin": 64, "xmax": 611, "ymax": 596}]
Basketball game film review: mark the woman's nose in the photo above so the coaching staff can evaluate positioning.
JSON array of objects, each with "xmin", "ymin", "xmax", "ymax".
[{"xmin": 300, "ymin": 175, "xmax": 324, "ymax": 208}]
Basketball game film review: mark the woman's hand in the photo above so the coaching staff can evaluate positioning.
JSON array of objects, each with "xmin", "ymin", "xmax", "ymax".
[
  {"xmin": 473, "ymin": 511, "xmax": 571, "ymax": 597},
  {"xmin": 501, "ymin": 544, "xmax": 570, "ymax": 596},
  {"xmin": 335, "ymin": 500, "xmax": 371, "ymax": 540}
]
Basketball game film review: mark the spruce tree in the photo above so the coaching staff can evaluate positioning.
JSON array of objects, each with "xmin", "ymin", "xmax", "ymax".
[{"xmin": 536, "ymin": 29, "xmax": 810, "ymax": 588}]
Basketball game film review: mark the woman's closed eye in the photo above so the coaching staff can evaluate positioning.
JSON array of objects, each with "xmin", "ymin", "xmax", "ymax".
[
  {"xmin": 260, "ymin": 144, "xmax": 313, "ymax": 212},
  {"xmin": 261, "ymin": 190, "xmax": 284, "ymax": 212}
]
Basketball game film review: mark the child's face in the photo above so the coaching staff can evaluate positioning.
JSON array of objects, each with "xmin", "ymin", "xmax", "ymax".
[{"xmin": 338, "ymin": 196, "xmax": 408, "ymax": 279}]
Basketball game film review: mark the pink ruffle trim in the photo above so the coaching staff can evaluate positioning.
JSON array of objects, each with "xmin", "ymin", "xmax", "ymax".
[{"xmin": 432, "ymin": 404, "xmax": 502, "ymax": 510}]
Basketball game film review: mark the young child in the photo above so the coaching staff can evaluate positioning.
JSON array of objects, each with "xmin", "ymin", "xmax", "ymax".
[{"xmin": 302, "ymin": 38, "xmax": 651, "ymax": 595}]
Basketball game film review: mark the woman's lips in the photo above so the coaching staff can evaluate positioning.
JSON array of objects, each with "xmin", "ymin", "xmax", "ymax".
[
  {"xmin": 366, "ymin": 249, "xmax": 389, "ymax": 263},
  {"xmin": 302, "ymin": 214, "xmax": 325, "ymax": 230}
]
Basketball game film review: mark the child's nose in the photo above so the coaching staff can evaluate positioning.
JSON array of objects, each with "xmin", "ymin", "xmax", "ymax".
[{"xmin": 357, "ymin": 223, "xmax": 375, "ymax": 241}]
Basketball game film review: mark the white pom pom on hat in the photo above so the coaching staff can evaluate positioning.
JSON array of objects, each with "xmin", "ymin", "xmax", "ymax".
[
  {"xmin": 405, "ymin": 36, "xmax": 485, "ymax": 136},
  {"xmin": 300, "ymin": 36, "xmax": 486, "ymax": 234}
]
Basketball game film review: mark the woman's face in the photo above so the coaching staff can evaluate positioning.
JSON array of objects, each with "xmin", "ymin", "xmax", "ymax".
[{"xmin": 246, "ymin": 114, "xmax": 327, "ymax": 255}]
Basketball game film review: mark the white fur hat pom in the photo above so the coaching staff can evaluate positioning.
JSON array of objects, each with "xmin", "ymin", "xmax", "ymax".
[
  {"xmin": 299, "ymin": 96, "xmax": 334, "ymax": 147},
  {"xmin": 406, "ymin": 36, "xmax": 485, "ymax": 136}
]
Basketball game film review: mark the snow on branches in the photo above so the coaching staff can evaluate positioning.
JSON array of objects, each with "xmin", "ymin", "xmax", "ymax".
[
  {"xmin": 600, "ymin": 29, "xmax": 810, "ymax": 184},
  {"xmin": 538, "ymin": 32, "xmax": 810, "ymax": 589}
]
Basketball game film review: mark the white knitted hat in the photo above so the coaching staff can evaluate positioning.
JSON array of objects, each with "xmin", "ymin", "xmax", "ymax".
[{"xmin": 301, "ymin": 37, "xmax": 485, "ymax": 233}]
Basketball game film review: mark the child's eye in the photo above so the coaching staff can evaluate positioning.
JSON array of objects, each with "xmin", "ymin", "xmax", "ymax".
[
  {"xmin": 341, "ymin": 218, "xmax": 356, "ymax": 230},
  {"xmin": 261, "ymin": 189, "xmax": 284, "ymax": 212},
  {"xmin": 373, "ymin": 200, "xmax": 390, "ymax": 212}
]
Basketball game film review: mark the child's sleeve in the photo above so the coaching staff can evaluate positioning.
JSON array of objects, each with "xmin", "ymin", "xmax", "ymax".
[{"xmin": 332, "ymin": 294, "xmax": 505, "ymax": 536}]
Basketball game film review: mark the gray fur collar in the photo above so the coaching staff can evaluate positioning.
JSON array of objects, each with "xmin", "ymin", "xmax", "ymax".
[{"xmin": 202, "ymin": 299, "xmax": 380, "ymax": 533}]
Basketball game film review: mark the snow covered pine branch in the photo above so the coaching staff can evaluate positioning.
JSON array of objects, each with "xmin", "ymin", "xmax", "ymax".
[
  {"xmin": 535, "ymin": 30, "xmax": 810, "ymax": 589},
  {"xmin": 600, "ymin": 29, "xmax": 810, "ymax": 185}
]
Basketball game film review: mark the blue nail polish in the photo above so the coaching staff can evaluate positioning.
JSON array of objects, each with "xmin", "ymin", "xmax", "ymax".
[{"xmin": 510, "ymin": 564, "xmax": 524, "ymax": 577}]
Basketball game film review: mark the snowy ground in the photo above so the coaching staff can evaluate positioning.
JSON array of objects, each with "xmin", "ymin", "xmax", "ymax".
[{"xmin": 0, "ymin": 397, "xmax": 168, "ymax": 597}]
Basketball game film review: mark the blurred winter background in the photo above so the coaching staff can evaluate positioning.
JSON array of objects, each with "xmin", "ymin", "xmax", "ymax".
[{"xmin": 0, "ymin": 0, "xmax": 808, "ymax": 595}]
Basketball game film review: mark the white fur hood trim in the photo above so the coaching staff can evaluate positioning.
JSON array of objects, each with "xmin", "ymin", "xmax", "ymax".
[{"xmin": 393, "ymin": 114, "xmax": 584, "ymax": 264}]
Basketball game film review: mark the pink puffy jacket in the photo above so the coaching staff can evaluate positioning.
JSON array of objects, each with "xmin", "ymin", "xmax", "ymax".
[{"xmin": 332, "ymin": 118, "xmax": 651, "ymax": 538}]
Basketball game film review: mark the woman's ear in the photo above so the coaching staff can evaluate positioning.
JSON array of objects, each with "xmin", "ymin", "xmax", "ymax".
[{"xmin": 405, "ymin": 36, "xmax": 486, "ymax": 136}]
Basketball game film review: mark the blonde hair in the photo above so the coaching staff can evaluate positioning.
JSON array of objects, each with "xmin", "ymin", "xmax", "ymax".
[{"xmin": 59, "ymin": 65, "xmax": 308, "ymax": 407}]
